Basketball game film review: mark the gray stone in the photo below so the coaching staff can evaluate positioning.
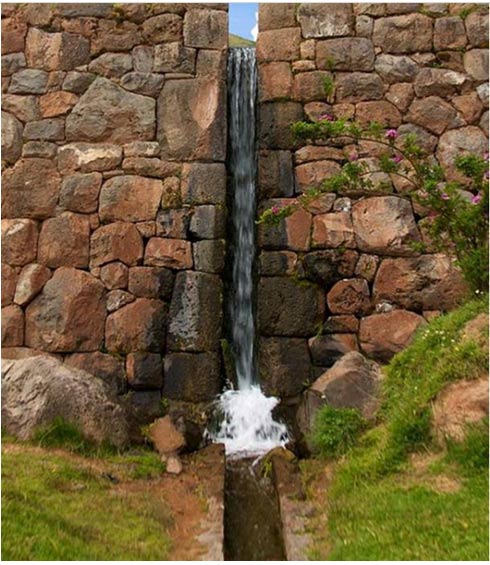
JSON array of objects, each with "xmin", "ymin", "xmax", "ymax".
[
  {"xmin": 60, "ymin": 172, "xmax": 102, "ymax": 213},
  {"xmin": 373, "ymin": 14, "xmax": 433, "ymax": 53},
  {"xmin": 414, "ymin": 67, "xmax": 471, "ymax": 97},
  {"xmin": 23, "ymin": 118, "xmax": 64, "ymax": 141},
  {"xmin": 436, "ymin": 126, "xmax": 488, "ymax": 182},
  {"xmin": 157, "ymin": 78, "xmax": 225, "ymax": 161},
  {"xmin": 25, "ymin": 28, "xmax": 90, "ymax": 71},
  {"xmin": 316, "ymin": 38, "xmax": 375, "ymax": 71},
  {"xmin": 258, "ymin": 277, "xmax": 324, "ymax": 337},
  {"xmin": 1, "ymin": 356, "xmax": 129, "ymax": 447},
  {"xmin": 88, "ymin": 53, "xmax": 133, "ymax": 78},
  {"xmin": 9, "ymin": 69, "xmax": 48, "ymax": 94},
  {"xmin": 181, "ymin": 163, "xmax": 226, "ymax": 205},
  {"xmin": 66, "ymin": 77, "xmax": 155, "ymax": 143},
  {"xmin": 397, "ymin": 123, "xmax": 438, "ymax": 154},
  {"xmin": 167, "ymin": 271, "xmax": 223, "ymax": 352},
  {"xmin": 163, "ymin": 352, "xmax": 221, "ymax": 402},
  {"xmin": 155, "ymin": 209, "xmax": 189, "ymax": 239},
  {"xmin": 463, "ymin": 49, "xmax": 489, "ymax": 81},
  {"xmin": 434, "ymin": 16, "xmax": 467, "ymax": 51},
  {"xmin": 335, "ymin": 72, "xmax": 384, "ymax": 102},
  {"xmin": 1, "ymin": 111, "xmax": 22, "ymax": 164},
  {"xmin": 297, "ymin": 3, "xmax": 354, "ymax": 38},
  {"xmin": 259, "ymin": 337, "xmax": 311, "ymax": 397},
  {"xmin": 355, "ymin": 15, "xmax": 373, "ymax": 37},
  {"xmin": 189, "ymin": 205, "xmax": 226, "ymax": 239},
  {"xmin": 65, "ymin": 351, "xmax": 126, "ymax": 395},
  {"xmin": 193, "ymin": 240, "xmax": 225, "ymax": 274},
  {"xmin": 258, "ymin": 150, "xmax": 294, "ymax": 198},
  {"xmin": 55, "ymin": 4, "xmax": 113, "ymax": 17},
  {"xmin": 13, "ymin": 264, "xmax": 51, "ymax": 307},
  {"xmin": 62, "ymin": 71, "xmax": 96, "ymax": 93},
  {"xmin": 154, "ymin": 42, "xmax": 196, "ymax": 73},
  {"xmin": 302, "ymin": 249, "xmax": 359, "ymax": 286},
  {"xmin": 465, "ymin": 11, "xmax": 489, "ymax": 48},
  {"xmin": 374, "ymin": 54, "xmax": 419, "ymax": 83},
  {"xmin": 308, "ymin": 334, "xmax": 358, "ymax": 366},
  {"xmin": 128, "ymin": 266, "xmax": 174, "ymax": 300},
  {"xmin": 22, "ymin": 141, "xmax": 57, "ymax": 159},
  {"xmin": 120, "ymin": 72, "xmax": 164, "ymax": 97},
  {"xmin": 132, "ymin": 45, "xmax": 154, "ymax": 72},
  {"xmin": 258, "ymin": 3, "xmax": 297, "ymax": 30},
  {"xmin": 127, "ymin": 352, "xmax": 163, "ymax": 390},
  {"xmin": 2, "ymin": 94, "xmax": 40, "ymax": 122},
  {"xmin": 2, "ymin": 52, "xmax": 26, "ymax": 76},
  {"xmin": 183, "ymin": 9, "xmax": 227, "ymax": 49},
  {"xmin": 142, "ymin": 13, "xmax": 183, "ymax": 44},
  {"xmin": 259, "ymin": 251, "xmax": 298, "ymax": 276},
  {"xmin": 259, "ymin": 102, "xmax": 304, "ymax": 150},
  {"xmin": 106, "ymin": 290, "xmax": 134, "ymax": 313}
]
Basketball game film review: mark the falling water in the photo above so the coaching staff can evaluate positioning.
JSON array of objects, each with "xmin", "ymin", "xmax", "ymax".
[{"xmin": 208, "ymin": 48, "xmax": 288, "ymax": 456}]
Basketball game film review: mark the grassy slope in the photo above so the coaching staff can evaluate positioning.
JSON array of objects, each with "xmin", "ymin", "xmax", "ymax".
[
  {"xmin": 2, "ymin": 441, "xmax": 171, "ymax": 560},
  {"xmin": 304, "ymin": 298, "xmax": 489, "ymax": 561},
  {"xmin": 229, "ymin": 33, "xmax": 255, "ymax": 47}
]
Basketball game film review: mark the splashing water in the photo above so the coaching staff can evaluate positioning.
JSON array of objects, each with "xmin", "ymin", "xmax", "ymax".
[{"xmin": 207, "ymin": 48, "xmax": 288, "ymax": 456}]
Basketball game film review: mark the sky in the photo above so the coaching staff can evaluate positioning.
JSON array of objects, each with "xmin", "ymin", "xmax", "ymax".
[{"xmin": 229, "ymin": 3, "xmax": 259, "ymax": 40}]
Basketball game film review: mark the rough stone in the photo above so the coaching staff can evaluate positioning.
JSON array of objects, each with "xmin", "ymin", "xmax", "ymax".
[
  {"xmin": 149, "ymin": 415, "xmax": 186, "ymax": 455},
  {"xmin": 352, "ymin": 196, "xmax": 420, "ymax": 256},
  {"xmin": 2, "ymin": 263, "xmax": 17, "ymax": 307},
  {"xmin": 66, "ymin": 77, "xmax": 155, "ymax": 143},
  {"xmin": 258, "ymin": 201, "xmax": 312, "ymax": 252},
  {"xmin": 335, "ymin": 72, "xmax": 384, "ymax": 102},
  {"xmin": 21, "ymin": 141, "xmax": 56, "ymax": 159},
  {"xmin": 359, "ymin": 310, "xmax": 426, "ymax": 362},
  {"xmin": 327, "ymin": 278, "xmax": 371, "ymax": 315},
  {"xmin": 106, "ymin": 290, "xmax": 134, "ymax": 313},
  {"xmin": 154, "ymin": 42, "xmax": 196, "ymax": 73},
  {"xmin": 259, "ymin": 3, "xmax": 297, "ymax": 30},
  {"xmin": 57, "ymin": 142, "xmax": 123, "ymax": 172},
  {"xmin": 302, "ymin": 249, "xmax": 359, "ymax": 286},
  {"xmin": 295, "ymin": 160, "xmax": 341, "ymax": 192},
  {"xmin": 256, "ymin": 28, "xmax": 301, "ymax": 62},
  {"xmin": 305, "ymin": 193, "xmax": 337, "ymax": 214},
  {"xmin": 167, "ymin": 271, "xmax": 222, "ymax": 352},
  {"xmin": 2, "ymin": 94, "xmax": 40, "ymax": 122},
  {"xmin": 308, "ymin": 334, "xmax": 358, "ymax": 366},
  {"xmin": 163, "ymin": 352, "xmax": 221, "ymax": 402},
  {"xmin": 181, "ymin": 163, "xmax": 226, "ymax": 205},
  {"xmin": 23, "ymin": 118, "xmax": 64, "ymax": 141},
  {"xmin": 258, "ymin": 277, "xmax": 324, "ymax": 337},
  {"xmin": 2, "ymin": 17, "xmax": 27, "ymax": 55},
  {"xmin": 356, "ymin": 101, "xmax": 401, "ymax": 127},
  {"xmin": 312, "ymin": 212, "xmax": 355, "ymax": 249},
  {"xmin": 165, "ymin": 454, "xmax": 183, "ymax": 475},
  {"xmin": 88, "ymin": 52, "xmax": 133, "ymax": 78},
  {"xmin": 324, "ymin": 314, "xmax": 360, "ymax": 334},
  {"xmin": 65, "ymin": 351, "xmax": 126, "ymax": 394},
  {"xmin": 158, "ymin": 78, "xmax": 225, "ymax": 161},
  {"xmin": 414, "ymin": 68, "xmax": 471, "ymax": 98},
  {"xmin": 463, "ymin": 49, "xmax": 489, "ymax": 81},
  {"xmin": 258, "ymin": 151, "xmax": 294, "ymax": 198},
  {"xmin": 355, "ymin": 14, "xmax": 374, "ymax": 37},
  {"xmin": 91, "ymin": 19, "xmax": 141, "ymax": 54},
  {"xmin": 292, "ymin": 71, "xmax": 333, "ymax": 102},
  {"xmin": 39, "ymin": 91, "xmax": 78, "ymax": 118},
  {"xmin": 397, "ymin": 123, "xmax": 438, "ymax": 154},
  {"xmin": 465, "ymin": 11, "xmax": 489, "ymax": 48},
  {"xmin": 144, "ymin": 238, "xmax": 193, "ymax": 270},
  {"xmin": 373, "ymin": 14, "xmax": 433, "ymax": 53},
  {"xmin": 193, "ymin": 240, "xmax": 225, "ymax": 274},
  {"xmin": 373, "ymin": 254, "xmax": 468, "ymax": 311},
  {"xmin": 37, "ymin": 213, "xmax": 89, "ymax": 269},
  {"xmin": 355, "ymin": 253, "xmax": 379, "ymax": 282},
  {"xmin": 1, "ymin": 219, "xmax": 38, "ymax": 266},
  {"xmin": 106, "ymin": 298, "xmax": 166, "ymax": 354},
  {"xmin": 2, "ymin": 305, "xmax": 24, "ymax": 347},
  {"xmin": 452, "ymin": 92, "xmax": 484, "ymax": 124},
  {"xmin": 189, "ymin": 206, "xmax": 226, "ymax": 240},
  {"xmin": 99, "ymin": 175, "xmax": 163, "ymax": 222},
  {"xmin": 90, "ymin": 222, "xmax": 143, "ymax": 267},
  {"xmin": 259, "ymin": 251, "xmax": 298, "ymax": 276},
  {"xmin": 62, "ymin": 71, "xmax": 95, "ymax": 93},
  {"xmin": 121, "ymin": 157, "xmax": 180, "ymax": 178},
  {"xmin": 142, "ymin": 13, "xmax": 182, "ymax": 44},
  {"xmin": 259, "ymin": 102, "xmax": 304, "ymax": 149},
  {"xmin": 297, "ymin": 4, "xmax": 354, "ymax": 38},
  {"xmin": 132, "ymin": 45, "xmax": 154, "ymax": 72},
  {"xmin": 25, "ymin": 28, "xmax": 90, "ymax": 71},
  {"xmin": 295, "ymin": 146, "xmax": 344, "ymax": 164},
  {"xmin": 259, "ymin": 62, "xmax": 293, "ymax": 102},
  {"xmin": 2, "ymin": 356, "xmax": 129, "ymax": 446},
  {"xmin": 317, "ymin": 38, "xmax": 375, "ymax": 71},
  {"xmin": 123, "ymin": 141, "xmax": 160, "ymax": 158},
  {"xmin": 436, "ymin": 126, "xmax": 488, "ymax": 182},
  {"xmin": 434, "ymin": 16, "xmax": 467, "ymax": 50},
  {"xmin": 25, "ymin": 268, "xmax": 105, "ymax": 352},
  {"xmin": 8, "ymin": 69, "xmax": 48, "ymax": 94},
  {"xmin": 100, "ymin": 262, "xmax": 128, "ymax": 291},
  {"xmin": 60, "ymin": 172, "xmax": 102, "ymax": 213},
  {"xmin": 120, "ymin": 72, "xmax": 164, "ymax": 97},
  {"xmin": 477, "ymin": 83, "xmax": 489, "ymax": 106},
  {"xmin": 259, "ymin": 337, "xmax": 311, "ymax": 397},
  {"xmin": 183, "ymin": 9, "xmax": 227, "ymax": 49},
  {"xmin": 1, "ymin": 111, "xmax": 22, "ymax": 164},
  {"xmin": 127, "ymin": 352, "xmax": 163, "ymax": 390},
  {"xmin": 126, "ymin": 391, "xmax": 163, "ymax": 433},
  {"xmin": 374, "ymin": 54, "xmax": 419, "ymax": 83},
  {"xmin": 128, "ymin": 266, "xmax": 174, "ymax": 300},
  {"xmin": 155, "ymin": 209, "xmax": 189, "ymax": 239},
  {"xmin": 196, "ymin": 48, "xmax": 226, "ymax": 77}
]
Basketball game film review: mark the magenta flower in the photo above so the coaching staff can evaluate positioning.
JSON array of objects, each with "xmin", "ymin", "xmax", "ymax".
[
  {"xmin": 348, "ymin": 153, "xmax": 358, "ymax": 161},
  {"xmin": 392, "ymin": 154, "xmax": 403, "ymax": 164},
  {"xmin": 484, "ymin": 170, "xmax": 489, "ymax": 180},
  {"xmin": 441, "ymin": 193, "xmax": 450, "ymax": 200},
  {"xmin": 319, "ymin": 113, "xmax": 334, "ymax": 122},
  {"xmin": 471, "ymin": 192, "xmax": 482, "ymax": 205},
  {"xmin": 385, "ymin": 129, "xmax": 398, "ymax": 139},
  {"xmin": 428, "ymin": 211, "xmax": 438, "ymax": 218},
  {"xmin": 271, "ymin": 205, "xmax": 280, "ymax": 214}
]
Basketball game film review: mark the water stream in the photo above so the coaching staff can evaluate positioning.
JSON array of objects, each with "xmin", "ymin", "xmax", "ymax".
[{"xmin": 207, "ymin": 48, "xmax": 288, "ymax": 457}]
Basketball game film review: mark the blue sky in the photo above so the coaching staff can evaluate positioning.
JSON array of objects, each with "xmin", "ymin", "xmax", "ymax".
[{"xmin": 229, "ymin": 3, "xmax": 258, "ymax": 40}]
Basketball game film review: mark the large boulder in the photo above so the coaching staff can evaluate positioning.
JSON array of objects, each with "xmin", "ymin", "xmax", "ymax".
[{"xmin": 1, "ymin": 355, "xmax": 129, "ymax": 448}]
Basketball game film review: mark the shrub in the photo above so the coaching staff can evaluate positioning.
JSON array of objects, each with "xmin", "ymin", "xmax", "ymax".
[{"xmin": 311, "ymin": 406, "xmax": 365, "ymax": 458}]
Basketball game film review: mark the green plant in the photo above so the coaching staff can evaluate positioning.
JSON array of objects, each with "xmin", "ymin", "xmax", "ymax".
[
  {"xmin": 259, "ymin": 117, "xmax": 489, "ymax": 292},
  {"xmin": 446, "ymin": 417, "xmax": 489, "ymax": 475},
  {"xmin": 311, "ymin": 406, "xmax": 365, "ymax": 458},
  {"xmin": 322, "ymin": 74, "xmax": 335, "ymax": 101}
]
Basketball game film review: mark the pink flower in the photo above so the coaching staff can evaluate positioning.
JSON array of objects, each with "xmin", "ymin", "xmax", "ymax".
[
  {"xmin": 441, "ymin": 192, "xmax": 450, "ymax": 200},
  {"xmin": 385, "ymin": 129, "xmax": 398, "ymax": 139},
  {"xmin": 392, "ymin": 154, "xmax": 403, "ymax": 164},
  {"xmin": 319, "ymin": 113, "xmax": 334, "ymax": 122},
  {"xmin": 428, "ymin": 211, "xmax": 438, "ymax": 218},
  {"xmin": 348, "ymin": 153, "xmax": 358, "ymax": 161},
  {"xmin": 472, "ymin": 192, "xmax": 482, "ymax": 205},
  {"xmin": 484, "ymin": 170, "xmax": 489, "ymax": 180},
  {"xmin": 271, "ymin": 205, "xmax": 280, "ymax": 214},
  {"xmin": 484, "ymin": 152, "xmax": 489, "ymax": 161}
]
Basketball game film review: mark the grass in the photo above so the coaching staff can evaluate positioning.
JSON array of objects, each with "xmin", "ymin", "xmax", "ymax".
[
  {"xmin": 229, "ymin": 33, "xmax": 255, "ymax": 47},
  {"xmin": 304, "ymin": 297, "xmax": 489, "ymax": 560},
  {"xmin": 2, "ymin": 422, "xmax": 170, "ymax": 560}
]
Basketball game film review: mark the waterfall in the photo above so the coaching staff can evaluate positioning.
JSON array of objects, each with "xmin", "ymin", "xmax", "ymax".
[{"xmin": 207, "ymin": 48, "xmax": 288, "ymax": 456}]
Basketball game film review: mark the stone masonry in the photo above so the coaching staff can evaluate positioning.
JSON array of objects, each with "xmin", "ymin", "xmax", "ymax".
[
  {"xmin": 1, "ymin": 3, "xmax": 228, "ymax": 421},
  {"xmin": 256, "ymin": 3, "xmax": 488, "ymax": 397}
]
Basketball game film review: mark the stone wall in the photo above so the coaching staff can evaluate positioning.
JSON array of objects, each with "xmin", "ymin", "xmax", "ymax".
[
  {"xmin": 256, "ymin": 3, "xmax": 488, "ymax": 397},
  {"xmin": 1, "ymin": 3, "xmax": 228, "ymax": 420}
]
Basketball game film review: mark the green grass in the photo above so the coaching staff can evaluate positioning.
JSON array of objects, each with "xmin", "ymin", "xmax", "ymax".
[
  {"xmin": 2, "ymin": 445, "xmax": 171, "ymax": 560},
  {"xmin": 304, "ymin": 297, "xmax": 489, "ymax": 560},
  {"xmin": 311, "ymin": 406, "xmax": 365, "ymax": 459},
  {"xmin": 229, "ymin": 33, "xmax": 255, "ymax": 47}
]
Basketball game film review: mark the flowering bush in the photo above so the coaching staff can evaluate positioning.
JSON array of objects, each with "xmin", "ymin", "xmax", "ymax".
[{"xmin": 258, "ymin": 117, "xmax": 489, "ymax": 292}]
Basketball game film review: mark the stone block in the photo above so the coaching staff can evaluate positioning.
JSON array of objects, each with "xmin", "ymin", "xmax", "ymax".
[
  {"xmin": 259, "ymin": 251, "xmax": 298, "ymax": 276},
  {"xmin": 57, "ymin": 143, "xmax": 123, "ymax": 173},
  {"xmin": 167, "ymin": 271, "xmax": 223, "ymax": 352},
  {"xmin": 414, "ymin": 67, "xmax": 471, "ymax": 98},
  {"xmin": 1, "ymin": 111, "xmax": 22, "ymax": 164},
  {"xmin": 2, "ymin": 305, "xmax": 24, "ymax": 347},
  {"xmin": 154, "ymin": 42, "xmax": 196, "ymax": 73},
  {"xmin": 25, "ymin": 268, "xmax": 105, "ymax": 352},
  {"xmin": 312, "ymin": 212, "xmax": 355, "ymax": 249},
  {"xmin": 105, "ymin": 298, "xmax": 167, "ymax": 354},
  {"xmin": 258, "ymin": 200, "xmax": 312, "ymax": 252},
  {"xmin": 258, "ymin": 150, "xmax": 294, "ymax": 199},
  {"xmin": 142, "ymin": 13, "xmax": 183, "ymax": 44},
  {"xmin": 120, "ymin": 72, "xmax": 164, "ymax": 97},
  {"xmin": 256, "ymin": 28, "xmax": 301, "ymax": 62},
  {"xmin": 406, "ymin": 96, "xmax": 457, "ymax": 135},
  {"xmin": 183, "ymin": 9, "xmax": 227, "ymax": 49},
  {"xmin": 2, "ymin": 263, "xmax": 17, "ymax": 307},
  {"xmin": 258, "ymin": 277, "xmax": 324, "ymax": 337},
  {"xmin": 8, "ymin": 69, "xmax": 48, "ymax": 94},
  {"xmin": 2, "ymin": 94, "xmax": 40, "ymax": 122},
  {"xmin": 39, "ymin": 91, "xmax": 78, "ymax": 118},
  {"xmin": 1, "ymin": 219, "xmax": 39, "ymax": 267},
  {"xmin": 91, "ymin": 19, "xmax": 141, "ymax": 54},
  {"xmin": 317, "ymin": 38, "xmax": 375, "ymax": 71},
  {"xmin": 90, "ymin": 222, "xmax": 143, "ymax": 267},
  {"xmin": 465, "ymin": 11, "xmax": 489, "ymax": 47},
  {"xmin": 88, "ymin": 53, "xmax": 133, "ymax": 78},
  {"xmin": 193, "ymin": 240, "xmax": 225, "ymax": 274},
  {"xmin": 127, "ymin": 352, "xmax": 163, "ymax": 390},
  {"xmin": 327, "ymin": 278, "xmax": 371, "ymax": 315},
  {"xmin": 100, "ymin": 262, "xmax": 128, "ymax": 290},
  {"xmin": 436, "ymin": 126, "xmax": 488, "ymax": 182},
  {"xmin": 259, "ymin": 62, "xmax": 293, "ymax": 102},
  {"xmin": 2, "ymin": 17, "xmax": 27, "ymax": 55},
  {"xmin": 308, "ymin": 334, "xmax": 358, "ymax": 366},
  {"xmin": 463, "ymin": 49, "xmax": 489, "ymax": 81},
  {"xmin": 2, "ymin": 158, "xmax": 60, "ymax": 220},
  {"xmin": 106, "ymin": 290, "xmax": 134, "ymax": 313},
  {"xmin": 144, "ymin": 238, "xmax": 193, "ymax": 270},
  {"xmin": 356, "ymin": 101, "xmax": 401, "ymax": 127},
  {"xmin": 297, "ymin": 4, "xmax": 354, "ymax": 38},
  {"xmin": 374, "ymin": 54, "xmax": 419, "ymax": 83},
  {"xmin": 258, "ymin": 3, "xmax": 297, "ymax": 30},
  {"xmin": 335, "ymin": 72, "xmax": 384, "ymax": 102},
  {"xmin": 25, "ymin": 28, "xmax": 90, "ymax": 71},
  {"xmin": 292, "ymin": 70, "xmax": 333, "ymax": 102},
  {"xmin": 128, "ymin": 266, "xmax": 174, "ymax": 300},
  {"xmin": 181, "ymin": 163, "xmax": 226, "ymax": 205},
  {"xmin": 259, "ymin": 102, "xmax": 303, "ymax": 149},
  {"xmin": 163, "ymin": 352, "xmax": 221, "ymax": 402},
  {"xmin": 155, "ymin": 209, "xmax": 190, "ymax": 239},
  {"xmin": 60, "ymin": 172, "xmax": 102, "ymax": 213},
  {"xmin": 65, "ymin": 351, "xmax": 126, "ymax": 394},
  {"xmin": 23, "ymin": 118, "xmax": 64, "ymax": 141},
  {"xmin": 302, "ymin": 249, "xmax": 359, "ymax": 286},
  {"xmin": 62, "ymin": 71, "xmax": 96, "ymax": 93},
  {"xmin": 434, "ymin": 16, "xmax": 467, "ymax": 50},
  {"xmin": 189, "ymin": 206, "xmax": 226, "ymax": 239},
  {"xmin": 373, "ymin": 14, "xmax": 433, "ymax": 53},
  {"xmin": 295, "ymin": 160, "xmax": 341, "ymax": 192},
  {"xmin": 324, "ymin": 314, "xmax": 359, "ymax": 334}
]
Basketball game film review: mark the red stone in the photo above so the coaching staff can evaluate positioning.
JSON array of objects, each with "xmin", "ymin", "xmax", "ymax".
[
  {"xmin": 1, "ymin": 304, "xmax": 24, "ymax": 347},
  {"xmin": 90, "ymin": 222, "xmax": 144, "ymax": 268},
  {"xmin": 1, "ymin": 219, "xmax": 39, "ymax": 266},
  {"xmin": 312, "ymin": 212, "xmax": 355, "ymax": 249},
  {"xmin": 1, "ymin": 263, "xmax": 17, "ymax": 307},
  {"xmin": 144, "ymin": 238, "xmax": 193, "ymax": 270},
  {"xmin": 14, "ymin": 263, "xmax": 51, "ymax": 307},
  {"xmin": 327, "ymin": 278, "xmax": 371, "ymax": 315}
]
